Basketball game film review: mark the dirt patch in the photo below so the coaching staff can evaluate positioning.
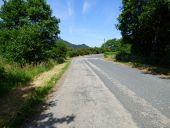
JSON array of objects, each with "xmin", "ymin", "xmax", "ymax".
[{"xmin": 0, "ymin": 63, "xmax": 66, "ymax": 127}]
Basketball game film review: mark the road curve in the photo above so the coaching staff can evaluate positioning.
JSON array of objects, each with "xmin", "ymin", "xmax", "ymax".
[{"xmin": 27, "ymin": 55, "xmax": 170, "ymax": 128}]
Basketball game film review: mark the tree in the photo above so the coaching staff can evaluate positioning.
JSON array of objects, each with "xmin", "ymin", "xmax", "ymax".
[
  {"xmin": 0, "ymin": 0, "xmax": 60, "ymax": 65},
  {"xmin": 26, "ymin": 0, "xmax": 60, "ymax": 62},
  {"xmin": 139, "ymin": 0, "xmax": 170, "ymax": 60},
  {"xmin": 51, "ymin": 40, "xmax": 67, "ymax": 63},
  {"xmin": 117, "ymin": 0, "xmax": 170, "ymax": 66},
  {"xmin": 0, "ymin": 0, "xmax": 27, "ymax": 29},
  {"xmin": 101, "ymin": 38, "xmax": 122, "ymax": 51},
  {"xmin": 117, "ymin": 0, "xmax": 147, "ymax": 54}
]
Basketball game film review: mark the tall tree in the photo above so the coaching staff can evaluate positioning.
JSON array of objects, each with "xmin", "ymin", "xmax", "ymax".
[
  {"xmin": 26, "ymin": 0, "xmax": 60, "ymax": 62},
  {"xmin": 139, "ymin": 0, "xmax": 170, "ymax": 59},
  {"xmin": 0, "ymin": 0, "xmax": 27, "ymax": 29},
  {"xmin": 117, "ymin": 0, "xmax": 170, "ymax": 66},
  {"xmin": 0, "ymin": 0, "xmax": 60, "ymax": 64},
  {"xmin": 118, "ymin": 0, "xmax": 147, "ymax": 55}
]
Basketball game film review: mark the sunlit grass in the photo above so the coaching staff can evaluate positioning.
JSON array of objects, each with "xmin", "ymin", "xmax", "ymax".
[
  {"xmin": 0, "ymin": 58, "xmax": 56, "ymax": 96},
  {"xmin": 8, "ymin": 60, "xmax": 71, "ymax": 128}
]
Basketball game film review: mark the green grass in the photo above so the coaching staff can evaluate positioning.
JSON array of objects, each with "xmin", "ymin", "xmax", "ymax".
[
  {"xmin": 0, "ymin": 58, "xmax": 56, "ymax": 96},
  {"xmin": 104, "ymin": 52, "xmax": 117, "ymax": 58},
  {"xmin": 7, "ymin": 60, "xmax": 71, "ymax": 128},
  {"xmin": 104, "ymin": 52, "xmax": 170, "ymax": 76}
]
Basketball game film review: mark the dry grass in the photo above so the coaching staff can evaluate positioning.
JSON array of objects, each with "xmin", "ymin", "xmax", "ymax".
[
  {"xmin": 31, "ymin": 63, "xmax": 66, "ymax": 88},
  {"xmin": 0, "ymin": 63, "xmax": 67, "ymax": 127}
]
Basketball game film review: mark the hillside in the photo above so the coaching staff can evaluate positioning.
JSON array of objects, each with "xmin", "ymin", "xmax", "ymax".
[{"xmin": 59, "ymin": 39, "xmax": 90, "ymax": 49}]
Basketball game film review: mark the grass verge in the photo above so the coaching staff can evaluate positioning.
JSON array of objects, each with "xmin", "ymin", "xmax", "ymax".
[
  {"xmin": 104, "ymin": 52, "xmax": 170, "ymax": 77},
  {"xmin": 6, "ymin": 60, "xmax": 71, "ymax": 128},
  {"xmin": 0, "ymin": 58, "xmax": 56, "ymax": 96}
]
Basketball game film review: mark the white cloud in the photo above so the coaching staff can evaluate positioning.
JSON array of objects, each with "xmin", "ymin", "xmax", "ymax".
[
  {"xmin": 82, "ymin": 0, "xmax": 90, "ymax": 14},
  {"xmin": 67, "ymin": 1, "xmax": 74, "ymax": 16}
]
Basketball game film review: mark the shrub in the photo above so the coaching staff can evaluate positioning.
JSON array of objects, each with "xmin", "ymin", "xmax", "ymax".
[
  {"xmin": 51, "ymin": 40, "xmax": 67, "ymax": 63},
  {"xmin": 115, "ymin": 51, "xmax": 131, "ymax": 62}
]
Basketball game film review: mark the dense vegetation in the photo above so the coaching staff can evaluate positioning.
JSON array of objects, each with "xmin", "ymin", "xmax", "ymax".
[
  {"xmin": 0, "ymin": 0, "xmax": 68, "ymax": 95},
  {"xmin": 0, "ymin": 57, "xmax": 55, "ymax": 95},
  {"xmin": 102, "ymin": 38, "xmax": 131, "ymax": 62},
  {"xmin": 101, "ymin": 38, "xmax": 130, "ymax": 53},
  {"xmin": 0, "ymin": 0, "xmax": 63, "ymax": 65},
  {"xmin": 116, "ymin": 0, "xmax": 170, "ymax": 67},
  {"xmin": 67, "ymin": 47, "xmax": 105, "ymax": 57}
]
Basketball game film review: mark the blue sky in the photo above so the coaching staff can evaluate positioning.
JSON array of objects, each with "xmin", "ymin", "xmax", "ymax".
[{"xmin": 0, "ymin": 0, "xmax": 122, "ymax": 47}]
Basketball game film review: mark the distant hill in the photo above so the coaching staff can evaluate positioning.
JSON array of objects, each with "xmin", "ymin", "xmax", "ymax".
[{"xmin": 58, "ymin": 39, "xmax": 90, "ymax": 49}]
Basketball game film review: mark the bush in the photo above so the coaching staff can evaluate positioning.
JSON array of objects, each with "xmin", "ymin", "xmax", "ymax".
[
  {"xmin": 51, "ymin": 40, "xmax": 67, "ymax": 63},
  {"xmin": 0, "ymin": 0, "xmax": 60, "ymax": 65},
  {"xmin": 115, "ymin": 51, "xmax": 131, "ymax": 62},
  {"xmin": 67, "ymin": 48, "xmax": 104, "ymax": 57}
]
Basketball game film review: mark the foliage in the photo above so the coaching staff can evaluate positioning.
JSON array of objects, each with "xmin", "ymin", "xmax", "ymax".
[
  {"xmin": 104, "ymin": 52, "xmax": 116, "ymax": 59},
  {"xmin": 101, "ymin": 38, "xmax": 131, "ymax": 53},
  {"xmin": 67, "ymin": 47, "xmax": 105, "ymax": 57},
  {"xmin": 115, "ymin": 51, "xmax": 131, "ymax": 62},
  {"xmin": 101, "ymin": 38, "xmax": 121, "ymax": 52},
  {"xmin": 102, "ymin": 38, "xmax": 131, "ymax": 62},
  {"xmin": 117, "ymin": 0, "xmax": 170, "ymax": 66},
  {"xmin": 51, "ymin": 40, "xmax": 67, "ymax": 63},
  {"xmin": 0, "ymin": 0, "xmax": 27, "ymax": 28},
  {"xmin": 0, "ymin": 57, "xmax": 55, "ymax": 96},
  {"xmin": 0, "ymin": 0, "xmax": 60, "ymax": 65},
  {"xmin": 0, "ymin": 25, "xmax": 45, "ymax": 65}
]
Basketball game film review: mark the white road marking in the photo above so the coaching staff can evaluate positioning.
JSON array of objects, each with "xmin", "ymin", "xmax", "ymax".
[{"xmin": 86, "ymin": 59, "xmax": 170, "ymax": 128}]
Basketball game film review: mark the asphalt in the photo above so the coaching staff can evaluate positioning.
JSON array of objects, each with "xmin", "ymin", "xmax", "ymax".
[{"xmin": 27, "ymin": 54, "xmax": 170, "ymax": 128}]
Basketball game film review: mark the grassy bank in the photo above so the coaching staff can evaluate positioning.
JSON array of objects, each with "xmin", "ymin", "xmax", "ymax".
[
  {"xmin": 104, "ymin": 52, "xmax": 170, "ymax": 77},
  {"xmin": 104, "ymin": 52, "xmax": 117, "ymax": 60},
  {"xmin": 7, "ymin": 60, "xmax": 71, "ymax": 128},
  {"xmin": 0, "ymin": 58, "xmax": 56, "ymax": 96}
]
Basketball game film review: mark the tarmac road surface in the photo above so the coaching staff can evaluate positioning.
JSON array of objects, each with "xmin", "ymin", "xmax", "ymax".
[{"xmin": 27, "ymin": 54, "xmax": 170, "ymax": 128}]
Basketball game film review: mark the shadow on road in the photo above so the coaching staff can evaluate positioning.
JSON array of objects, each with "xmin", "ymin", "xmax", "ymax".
[
  {"xmin": 30, "ymin": 113, "xmax": 75, "ymax": 128},
  {"xmin": 25, "ymin": 99, "xmax": 75, "ymax": 128},
  {"xmin": 142, "ymin": 70, "xmax": 170, "ymax": 80},
  {"xmin": 131, "ymin": 63, "xmax": 170, "ymax": 80}
]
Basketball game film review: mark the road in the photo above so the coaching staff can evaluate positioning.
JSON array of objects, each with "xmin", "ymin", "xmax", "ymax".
[{"xmin": 27, "ymin": 54, "xmax": 170, "ymax": 128}]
